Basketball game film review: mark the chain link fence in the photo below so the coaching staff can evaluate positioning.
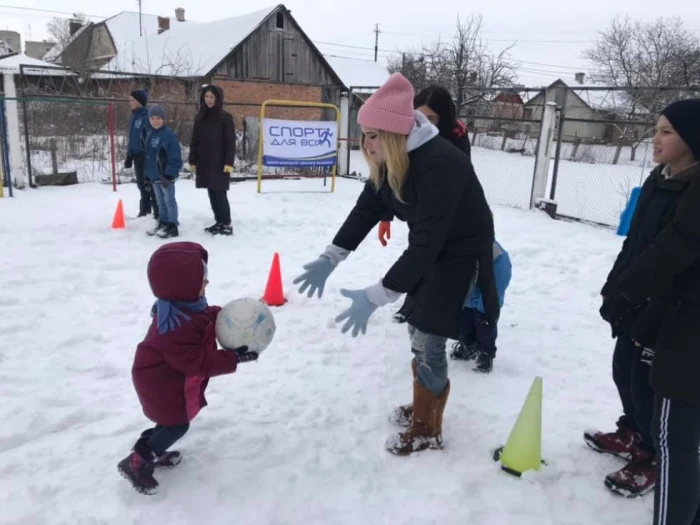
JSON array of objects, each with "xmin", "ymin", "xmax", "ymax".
[
  {"xmin": 548, "ymin": 86, "xmax": 700, "ymax": 226},
  {"xmin": 10, "ymin": 66, "xmax": 700, "ymax": 227}
]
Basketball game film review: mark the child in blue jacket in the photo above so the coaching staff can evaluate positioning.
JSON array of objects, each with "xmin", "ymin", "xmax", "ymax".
[
  {"xmin": 451, "ymin": 239, "xmax": 512, "ymax": 373},
  {"xmin": 145, "ymin": 105, "xmax": 183, "ymax": 239},
  {"xmin": 124, "ymin": 89, "xmax": 157, "ymax": 219}
]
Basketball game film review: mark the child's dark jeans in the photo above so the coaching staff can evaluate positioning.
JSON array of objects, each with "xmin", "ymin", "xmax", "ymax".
[
  {"xmin": 138, "ymin": 423, "xmax": 189, "ymax": 456},
  {"xmin": 460, "ymin": 307, "xmax": 498, "ymax": 357}
]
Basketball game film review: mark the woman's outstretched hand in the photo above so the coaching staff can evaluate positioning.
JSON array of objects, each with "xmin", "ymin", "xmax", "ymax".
[
  {"xmin": 335, "ymin": 288, "xmax": 379, "ymax": 337},
  {"xmin": 293, "ymin": 256, "xmax": 334, "ymax": 298}
]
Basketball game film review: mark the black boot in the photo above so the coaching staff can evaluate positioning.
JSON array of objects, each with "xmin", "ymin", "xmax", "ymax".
[
  {"xmin": 147, "ymin": 221, "xmax": 165, "ymax": 237},
  {"xmin": 157, "ymin": 223, "xmax": 179, "ymax": 239},
  {"xmin": 213, "ymin": 223, "xmax": 233, "ymax": 236},
  {"xmin": 474, "ymin": 351, "xmax": 494, "ymax": 373},
  {"xmin": 137, "ymin": 198, "xmax": 150, "ymax": 218},
  {"xmin": 204, "ymin": 222, "xmax": 221, "ymax": 233},
  {"xmin": 450, "ymin": 341, "xmax": 478, "ymax": 361}
]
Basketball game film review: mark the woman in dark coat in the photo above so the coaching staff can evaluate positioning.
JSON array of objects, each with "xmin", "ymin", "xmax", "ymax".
[
  {"xmin": 188, "ymin": 85, "xmax": 236, "ymax": 236},
  {"xmin": 293, "ymin": 73, "xmax": 496, "ymax": 456},
  {"xmin": 379, "ymin": 85, "xmax": 473, "ymax": 324}
]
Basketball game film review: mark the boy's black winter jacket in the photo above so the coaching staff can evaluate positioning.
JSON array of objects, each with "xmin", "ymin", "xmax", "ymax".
[{"xmin": 613, "ymin": 163, "xmax": 700, "ymax": 405}]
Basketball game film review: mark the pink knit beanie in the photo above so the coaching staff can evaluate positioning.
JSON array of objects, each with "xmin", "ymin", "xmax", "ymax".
[{"xmin": 357, "ymin": 72, "xmax": 415, "ymax": 135}]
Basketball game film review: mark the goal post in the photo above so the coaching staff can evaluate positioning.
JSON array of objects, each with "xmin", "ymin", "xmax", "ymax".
[{"xmin": 257, "ymin": 99, "xmax": 341, "ymax": 193}]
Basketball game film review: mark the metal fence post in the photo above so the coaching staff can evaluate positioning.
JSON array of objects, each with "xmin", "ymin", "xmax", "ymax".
[
  {"xmin": 549, "ymin": 89, "xmax": 568, "ymax": 201},
  {"xmin": 339, "ymin": 92, "xmax": 349, "ymax": 176},
  {"xmin": 530, "ymin": 102, "xmax": 558, "ymax": 209},
  {"xmin": 108, "ymin": 102, "xmax": 117, "ymax": 192}
]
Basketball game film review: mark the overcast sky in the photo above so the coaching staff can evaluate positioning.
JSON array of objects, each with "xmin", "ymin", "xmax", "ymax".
[{"xmin": 2, "ymin": 0, "xmax": 699, "ymax": 87}]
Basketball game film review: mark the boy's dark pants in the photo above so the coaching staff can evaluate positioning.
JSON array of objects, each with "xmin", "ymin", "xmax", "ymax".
[
  {"xmin": 208, "ymin": 189, "xmax": 231, "ymax": 225},
  {"xmin": 653, "ymin": 396, "xmax": 700, "ymax": 525},
  {"xmin": 136, "ymin": 423, "xmax": 189, "ymax": 457},
  {"xmin": 460, "ymin": 307, "xmax": 498, "ymax": 356},
  {"xmin": 613, "ymin": 333, "xmax": 656, "ymax": 454},
  {"xmin": 134, "ymin": 153, "xmax": 158, "ymax": 217}
]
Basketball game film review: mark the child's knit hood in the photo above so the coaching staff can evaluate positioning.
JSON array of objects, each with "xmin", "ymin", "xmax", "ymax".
[{"xmin": 147, "ymin": 242, "xmax": 208, "ymax": 302}]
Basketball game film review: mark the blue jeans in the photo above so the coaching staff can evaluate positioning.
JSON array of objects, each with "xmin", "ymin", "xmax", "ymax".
[
  {"xmin": 152, "ymin": 180, "xmax": 178, "ymax": 225},
  {"xmin": 408, "ymin": 324, "xmax": 448, "ymax": 395}
]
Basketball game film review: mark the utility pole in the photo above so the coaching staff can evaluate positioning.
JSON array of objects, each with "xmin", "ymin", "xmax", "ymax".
[
  {"xmin": 373, "ymin": 24, "xmax": 381, "ymax": 62},
  {"xmin": 138, "ymin": 0, "xmax": 143, "ymax": 36}
]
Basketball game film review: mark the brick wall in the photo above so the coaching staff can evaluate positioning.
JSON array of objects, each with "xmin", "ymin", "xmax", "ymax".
[{"xmin": 215, "ymin": 80, "xmax": 323, "ymax": 126}]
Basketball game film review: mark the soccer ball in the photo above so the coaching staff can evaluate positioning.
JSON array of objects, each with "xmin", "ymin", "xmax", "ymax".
[{"xmin": 215, "ymin": 298, "xmax": 276, "ymax": 354}]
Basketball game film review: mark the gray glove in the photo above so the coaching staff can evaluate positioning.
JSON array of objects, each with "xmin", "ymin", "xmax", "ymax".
[{"xmin": 293, "ymin": 245, "xmax": 349, "ymax": 299}]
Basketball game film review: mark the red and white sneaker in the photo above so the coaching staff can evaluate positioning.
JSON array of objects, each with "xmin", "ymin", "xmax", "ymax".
[
  {"xmin": 604, "ymin": 450, "xmax": 656, "ymax": 498},
  {"xmin": 583, "ymin": 426, "xmax": 641, "ymax": 461}
]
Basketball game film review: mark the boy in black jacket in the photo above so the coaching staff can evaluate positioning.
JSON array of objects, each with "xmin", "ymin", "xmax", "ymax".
[
  {"xmin": 608, "ymin": 99, "xmax": 700, "ymax": 524},
  {"xmin": 585, "ymin": 99, "xmax": 700, "ymax": 500}
]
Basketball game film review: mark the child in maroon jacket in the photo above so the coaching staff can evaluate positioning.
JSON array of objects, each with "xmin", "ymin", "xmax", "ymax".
[{"xmin": 118, "ymin": 241, "xmax": 256, "ymax": 495}]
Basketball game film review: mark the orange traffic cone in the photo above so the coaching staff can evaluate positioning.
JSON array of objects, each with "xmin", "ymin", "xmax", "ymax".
[
  {"xmin": 262, "ymin": 252, "xmax": 287, "ymax": 306},
  {"xmin": 111, "ymin": 199, "xmax": 125, "ymax": 229}
]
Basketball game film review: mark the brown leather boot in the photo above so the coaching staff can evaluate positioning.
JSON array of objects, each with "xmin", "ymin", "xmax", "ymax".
[
  {"xmin": 389, "ymin": 358, "xmax": 417, "ymax": 427},
  {"xmin": 386, "ymin": 379, "xmax": 450, "ymax": 456}
]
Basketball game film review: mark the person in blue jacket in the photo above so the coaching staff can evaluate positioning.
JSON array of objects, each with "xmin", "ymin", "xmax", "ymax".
[
  {"xmin": 451, "ymin": 239, "xmax": 512, "ymax": 373},
  {"xmin": 124, "ymin": 89, "xmax": 157, "ymax": 219},
  {"xmin": 144, "ymin": 105, "xmax": 183, "ymax": 239}
]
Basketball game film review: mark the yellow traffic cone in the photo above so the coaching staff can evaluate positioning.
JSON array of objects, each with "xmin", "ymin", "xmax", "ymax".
[{"xmin": 494, "ymin": 376, "xmax": 543, "ymax": 477}]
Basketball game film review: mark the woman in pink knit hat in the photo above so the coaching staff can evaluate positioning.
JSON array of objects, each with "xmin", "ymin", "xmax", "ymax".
[{"xmin": 293, "ymin": 72, "xmax": 496, "ymax": 455}]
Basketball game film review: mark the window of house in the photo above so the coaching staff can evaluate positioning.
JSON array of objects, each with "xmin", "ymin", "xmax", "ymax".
[{"xmin": 276, "ymin": 12, "xmax": 284, "ymax": 29}]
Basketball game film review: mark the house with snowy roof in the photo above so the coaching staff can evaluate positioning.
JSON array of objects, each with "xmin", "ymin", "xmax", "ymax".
[
  {"xmin": 523, "ymin": 74, "xmax": 650, "ymax": 144},
  {"xmin": 48, "ymin": 5, "xmax": 347, "ymax": 125}
]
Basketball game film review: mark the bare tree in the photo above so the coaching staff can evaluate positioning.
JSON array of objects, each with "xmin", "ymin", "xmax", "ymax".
[
  {"xmin": 389, "ymin": 15, "xmax": 518, "ymax": 114},
  {"xmin": 584, "ymin": 15, "xmax": 700, "ymax": 115},
  {"xmin": 46, "ymin": 13, "xmax": 87, "ymax": 51}
]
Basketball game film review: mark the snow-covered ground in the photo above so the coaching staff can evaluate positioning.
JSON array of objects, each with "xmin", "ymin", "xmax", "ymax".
[{"xmin": 0, "ymin": 177, "xmax": 653, "ymax": 524}]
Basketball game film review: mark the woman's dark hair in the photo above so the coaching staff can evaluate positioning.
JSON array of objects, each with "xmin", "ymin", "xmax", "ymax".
[{"xmin": 413, "ymin": 85, "xmax": 457, "ymax": 139}]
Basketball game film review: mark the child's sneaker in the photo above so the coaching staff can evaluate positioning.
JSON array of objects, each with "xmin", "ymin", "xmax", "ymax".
[
  {"xmin": 450, "ymin": 341, "xmax": 478, "ymax": 360},
  {"xmin": 154, "ymin": 451, "xmax": 182, "ymax": 468},
  {"xmin": 474, "ymin": 351, "xmax": 494, "ymax": 373},
  {"xmin": 157, "ymin": 224, "xmax": 179, "ymax": 239},
  {"xmin": 584, "ymin": 426, "xmax": 641, "ymax": 460},
  {"xmin": 213, "ymin": 224, "xmax": 233, "ymax": 236},
  {"xmin": 118, "ymin": 451, "xmax": 158, "ymax": 495},
  {"xmin": 604, "ymin": 450, "xmax": 656, "ymax": 497},
  {"xmin": 204, "ymin": 222, "xmax": 221, "ymax": 233},
  {"xmin": 147, "ymin": 221, "xmax": 165, "ymax": 237}
]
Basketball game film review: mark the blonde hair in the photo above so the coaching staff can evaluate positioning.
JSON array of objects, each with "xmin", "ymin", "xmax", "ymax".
[{"xmin": 362, "ymin": 130, "xmax": 410, "ymax": 202}]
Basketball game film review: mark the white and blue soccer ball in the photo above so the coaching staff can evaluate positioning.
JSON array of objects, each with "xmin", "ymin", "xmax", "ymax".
[{"xmin": 215, "ymin": 298, "xmax": 276, "ymax": 354}]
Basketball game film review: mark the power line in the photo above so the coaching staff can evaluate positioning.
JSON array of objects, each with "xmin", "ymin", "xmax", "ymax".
[
  {"xmin": 382, "ymin": 30, "xmax": 591, "ymax": 43},
  {"xmin": 316, "ymin": 40, "xmax": 587, "ymax": 73},
  {"xmin": 0, "ymin": 4, "xmax": 107, "ymax": 19}
]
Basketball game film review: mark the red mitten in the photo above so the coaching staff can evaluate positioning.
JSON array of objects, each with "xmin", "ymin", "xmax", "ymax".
[{"xmin": 378, "ymin": 221, "xmax": 391, "ymax": 247}]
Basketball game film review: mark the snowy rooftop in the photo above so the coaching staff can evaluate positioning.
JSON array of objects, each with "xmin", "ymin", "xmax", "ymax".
[
  {"xmin": 323, "ymin": 55, "xmax": 390, "ymax": 89},
  {"xmin": 42, "ymin": 24, "xmax": 90, "ymax": 63},
  {"xmin": 99, "ymin": 7, "xmax": 279, "ymax": 77},
  {"xmin": 0, "ymin": 53, "xmax": 72, "ymax": 75}
]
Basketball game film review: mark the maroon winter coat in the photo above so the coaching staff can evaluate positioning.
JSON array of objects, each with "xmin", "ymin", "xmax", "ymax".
[{"xmin": 132, "ymin": 242, "xmax": 239, "ymax": 426}]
